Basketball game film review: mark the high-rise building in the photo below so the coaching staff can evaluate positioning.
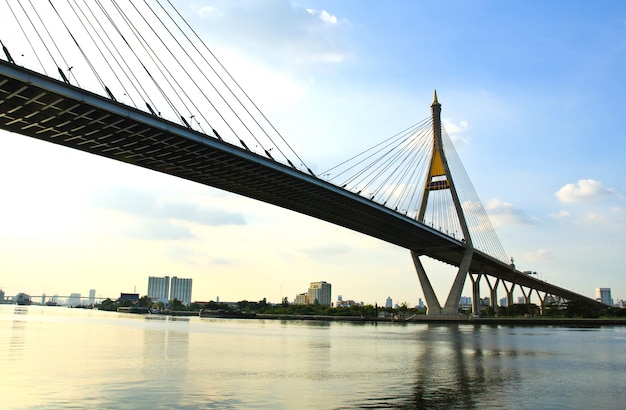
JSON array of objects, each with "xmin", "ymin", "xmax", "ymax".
[
  {"xmin": 307, "ymin": 281, "xmax": 331, "ymax": 306},
  {"xmin": 385, "ymin": 296, "xmax": 393, "ymax": 308},
  {"xmin": 0, "ymin": 289, "xmax": 4, "ymax": 303},
  {"xmin": 148, "ymin": 276, "xmax": 170, "ymax": 303},
  {"xmin": 89, "ymin": 289, "xmax": 96, "ymax": 305},
  {"xmin": 170, "ymin": 276, "xmax": 193, "ymax": 305},
  {"xmin": 68, "ymin": 293, "xmax": 81, "ymax": 307},
  {"xmin": 596, "ymin": 288, "xmax": 613, "ymax": 306},
  {"xmin": 294, "ymin": 293, "xmax": 308, "ymax": 305}
]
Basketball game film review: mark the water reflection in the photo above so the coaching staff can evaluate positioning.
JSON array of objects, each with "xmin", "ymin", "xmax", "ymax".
[{"xmin": 344, "ymin": 324, "xmax": 524, "ymax": 409}]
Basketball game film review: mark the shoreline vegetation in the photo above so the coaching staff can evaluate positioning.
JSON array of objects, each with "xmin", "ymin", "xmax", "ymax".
[{"xmin": 93, "ymin": 296, "xmax": 626, "ymax": 326}]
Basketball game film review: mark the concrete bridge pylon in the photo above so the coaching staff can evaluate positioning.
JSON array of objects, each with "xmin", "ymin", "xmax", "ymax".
[{"xmin": 412, "ymin": 91, "xmax": 474, "ymax": 316}]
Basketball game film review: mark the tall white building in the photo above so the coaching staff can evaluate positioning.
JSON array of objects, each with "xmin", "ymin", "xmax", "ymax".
[
  {"xmin": 385, "ymin": 297, "xmax": 393, "ymax": 308},
  {"xmin": 307, "ymin": 281, "xmax": 331, "ymax": 306},
  {"xmin": 147, "ymin": 276, "xmax": 170, "ymax": 303},
  {"xmin": 596, "ymin": 288, "xmax": 612, "ymax": 306},
  {"xmin": 68, "ymin": 293, "xmax": 81, "ymax": 307},
  {"xmin": 89, "ymin": 289, "xmax": 96, "ymax": 305},
  {"xmin": 170, "ymin": 276, "xmax": 193, "ymax": 305}
]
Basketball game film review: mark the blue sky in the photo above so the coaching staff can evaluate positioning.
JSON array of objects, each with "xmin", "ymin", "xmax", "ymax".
[{"xmin": 1, "ymin": 0, "xmax": 625, "ymax": 306}]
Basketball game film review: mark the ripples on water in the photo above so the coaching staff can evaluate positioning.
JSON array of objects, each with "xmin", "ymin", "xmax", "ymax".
[{"xmin": 1, "ymin": 305, "xmax": 626, "ymax": 409}]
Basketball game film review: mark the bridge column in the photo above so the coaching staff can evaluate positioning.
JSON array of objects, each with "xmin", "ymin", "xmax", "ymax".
[
  {"xmin": 442, "ymin": 248, "xmax": 473, "ymax": 315},
  {"xmin": 520, "ymin": 287, "xmax": 531, "ymax": 305},
  {"xmin": 502, "ymin": 281, "xmax": 516, "ymax": 307},
  {"xmin": 485, "ymin": 276, "xmax": 500, "ymax": 312},
  {"xmin": 469, "ymin": 273, "xmax": 482, "ymax": 316},
  {"xmin": 411, "ymin": 250, "xmax": 442, "ymax": 315},
  {"xmin": 535, "ymin": 290, "xmax": 546, "ymax": 315}
]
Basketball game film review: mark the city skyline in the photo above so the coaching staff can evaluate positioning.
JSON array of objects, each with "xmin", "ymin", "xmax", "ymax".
[{"xmin": 1, "ymin": 1, "xmax": 625, "ymax": 305}]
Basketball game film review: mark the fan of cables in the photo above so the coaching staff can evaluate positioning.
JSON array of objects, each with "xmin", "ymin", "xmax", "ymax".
[
  {"xmin": 1, "ymin": 0, "xmax": 313, "ymax": 175},
  {"xmin": 323, "ymin": 118, "xmax": 509, "ymax": 264}
]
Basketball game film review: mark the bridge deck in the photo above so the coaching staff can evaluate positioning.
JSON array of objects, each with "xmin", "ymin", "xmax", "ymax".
[{"xmin": 0, "ymin": 61, "xmax": 585, "ymax": 301}]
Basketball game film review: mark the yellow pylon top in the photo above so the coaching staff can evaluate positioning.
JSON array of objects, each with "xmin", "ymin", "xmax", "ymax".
[{"xmin": 432, "ymin": 89, "xmax": 441, "ymax": 107}]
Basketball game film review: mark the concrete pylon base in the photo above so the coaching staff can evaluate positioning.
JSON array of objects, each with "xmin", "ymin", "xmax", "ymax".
[{"xmin": 411, "ymin": 249, "xmax": 473, "ymax": 316}]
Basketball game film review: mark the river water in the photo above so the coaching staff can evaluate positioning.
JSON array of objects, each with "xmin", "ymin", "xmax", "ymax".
[{"xmin": 2, "ymin": 305, "xmax": 625, "ymax": 409}]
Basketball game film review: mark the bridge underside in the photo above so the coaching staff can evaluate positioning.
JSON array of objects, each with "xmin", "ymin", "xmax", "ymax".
[{"xmin": 0, "ymin": 61, "xmax": 589, "ymax": 303}]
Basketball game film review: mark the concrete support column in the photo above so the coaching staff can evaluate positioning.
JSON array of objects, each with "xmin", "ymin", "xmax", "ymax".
[
  {"xmin": 520, "ymin": 287, "xmax": 531, "ymax": 305},
  {"xmin": 535, "ymin": 290, "xmax": 546, "ymax": 315},
  {"xmin": 503, "ymin": 281, "xmax": 516, "ymax": 307},
  {"xmin": 411, "ymin": 250, "xmax": 442, "ymax": 315},
  {"xmin": 469, "ymin": 273, "xmax": 482, "ymax": 316},
  {"xmin": 485, "ymin": 276, "xmax": 500, "ymax": 311},
  {"xmin": 442, "ymin": 248, "xmax": 473, "ymax": 315}
]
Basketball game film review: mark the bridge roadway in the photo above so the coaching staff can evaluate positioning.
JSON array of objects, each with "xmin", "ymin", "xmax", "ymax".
[{"xmin": 0, "ymin": 61, "xmax": 587, "ymax": 302}]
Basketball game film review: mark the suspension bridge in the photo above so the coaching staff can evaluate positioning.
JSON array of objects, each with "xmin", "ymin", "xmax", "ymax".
[{"xmin": 0, "ymin": 0, "xmax": 596, "ymax": 315}]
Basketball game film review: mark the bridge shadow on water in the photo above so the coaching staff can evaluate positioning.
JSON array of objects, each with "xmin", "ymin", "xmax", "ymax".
[{"xmin": 341, "ymin": 323, "xmax": 526, "ymax": 409}]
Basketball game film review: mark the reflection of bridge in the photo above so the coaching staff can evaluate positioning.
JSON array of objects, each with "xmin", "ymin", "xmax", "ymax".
[{"xmin": 0, "ymin": 1, "xmax": 595, "ymax": 314}]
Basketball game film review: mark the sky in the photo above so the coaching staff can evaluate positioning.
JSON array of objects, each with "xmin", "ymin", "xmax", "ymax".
[{"xmin": 1, "ymin": 0, "xmax": 625, "ymax": 306}]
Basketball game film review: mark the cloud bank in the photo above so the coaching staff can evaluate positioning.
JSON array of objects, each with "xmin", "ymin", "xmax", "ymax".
[{"xmin": 556, "ymin": 179, "xmax": 614, "ymax": 203}]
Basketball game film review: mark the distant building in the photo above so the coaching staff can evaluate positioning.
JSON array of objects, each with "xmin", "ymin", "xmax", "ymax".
[
  {"xmin": 0, "ymin": 289, "xmax": 4, "ymax": 303},
  {"xmin": 68, "ymin": 293, "xmax": 81, "ymax": 307},
  {"xmin": 459, "ymin": 296, "xmax": 471, "ymax": 306},
  {"xmin": 500, "ymin": 297, "xmax": 507, "ymax": 307},
  {"xmin": 118, "ymin": 293, "xmax": 139, "ymax": 303},
  {"xmin": 170, "ymin": 277, "xmax": 193, "ymax": 305},
  {"xmin": 89, "ymin": 289, "xmax": 96, "ymax": 305},
  {"xmin": 307, "ymin": 281, "xmax": 332, "ymax": 306},
  {"xmin": 294, "ymin": 293, "xmax": 308, "ymax": 305},
  {"xmin": 418, "ymin": 298, "xmax": 425, "ymax": 309},
  {"xmin": 148, "ymin": 276, "xmax": 170, "ymax": 302},
  {"xmin": 596, "ymin": 288, "xmax": 612, "ymax": 306},
  {"xmin": 337, "ymin": 299, "xmax": 358, "ymax": 307},
  {"xmin": 385, "ymin": 297, "xmax": 393, "ymax": 308}
]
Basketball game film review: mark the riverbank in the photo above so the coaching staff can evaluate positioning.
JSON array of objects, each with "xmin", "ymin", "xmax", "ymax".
[{"xmin": 252, "ymin": 313, "xmax": 626, "ymax": 326}]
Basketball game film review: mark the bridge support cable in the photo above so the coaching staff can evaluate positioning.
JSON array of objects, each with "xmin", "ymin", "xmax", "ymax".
[
  {"xmin": 65, "ymin": 0, "xmax": 157, "ymax": 110},
  {"xmin": 139, "ymin": 0, "xmax": 274, "ymax": 160},
  {"xmin": 162, "ymin": 0, "xmax": 312, "ymax": 173},
  {"xmin": 5, "ymin": 0, "xmax": 64, "ymax": 79},
  {"xmin": 0, "ymin": 0, "xmax": 316, "ymax": 174},
  {"xmin": 323, "ymin": 117, "xmax": 433, "ymax": 211},
  {"xmin": 440, "ymin": 128, "xmax": 509, "ymax": 263},
  {"xmin": 2, "ymin": 3, "xmax": 46, "ymax": 73}
]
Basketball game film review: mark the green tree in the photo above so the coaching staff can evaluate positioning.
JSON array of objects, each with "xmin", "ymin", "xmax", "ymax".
[
  {"xmin": 565, "ymin": 298, "xmax": 606, "ymax": 318},
  {"xmin": 98, "ymin": 298, "xmax": 117, "ymax": 311},
  {"xmin": 170, "ymin": 298, "xmax": 184, "ymax": 310},
  {"xmin": 137, "ymin": 295, "xmax": 152, "ymax": 308},
  {"xmin": 482, "ymin": 306, "xmax": 495, "ymax": 317},
  {"xmin": 118, "ymin": 298, "xmax": 135, "ymax": 307}
]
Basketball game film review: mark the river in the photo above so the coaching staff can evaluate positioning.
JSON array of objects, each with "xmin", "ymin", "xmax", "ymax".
[{"xmin": 1, "ymin": 305, "xmax": 625, "ymax": 409}]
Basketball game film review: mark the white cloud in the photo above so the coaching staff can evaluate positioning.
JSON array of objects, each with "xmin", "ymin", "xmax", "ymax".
[
  {"xmin": 443, "ymin": 119, "xmax": 469, "ymax": 135},
  {"xmin": 549, "ymin": 210, "xmax": 570, "ymax": 219},
  {"xmin": 582, "ymin": 211, "xmax": 610, "ymax": 224},
  {"xmin": 555, "ymin": 179, "xmax": 614, "ymax": 203},
  {"xmin": 320, "ymin": 10, "xmax": 338, "ymax": 24},
  {"xmin": 524, "ymin": 248, "xmax": 553, "ymax": 261},
  {"xmin": 196, "ymin": 6, "xmax": 216, "ymax": 17},
  {"xmin": 443, "ymin": 119, "xmax": 470, "ymax": 146},
  {"xmin": 306, "ymin": 8, "xmax": 339, "ymax": 24},
  {"xmin": 485, "ymin": 198, "xmax": 533, "ymax": 226}
]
